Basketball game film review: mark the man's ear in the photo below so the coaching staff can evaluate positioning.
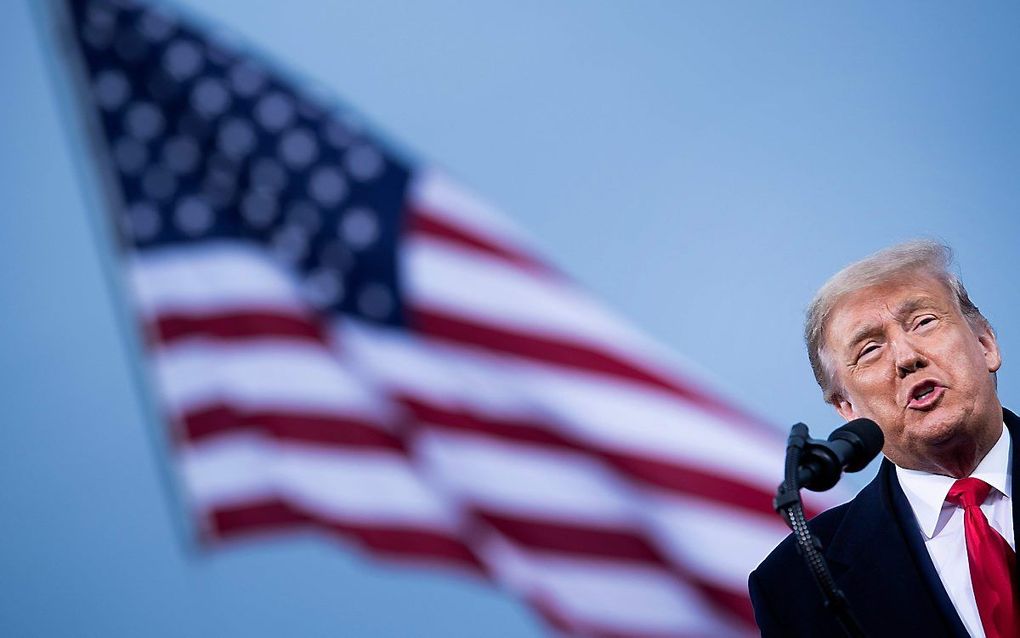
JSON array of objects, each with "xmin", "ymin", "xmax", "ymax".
[
  {"xmin": 833, "ymin": 394, "xmax": 856, "ymax": 422},
  {"xmin": 977, "ymin": 325, "xmax": 1002, "ymax": 374}
]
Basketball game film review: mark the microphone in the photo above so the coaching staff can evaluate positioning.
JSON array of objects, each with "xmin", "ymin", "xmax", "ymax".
[
  {"xmin": 772, "ymin": 419, "xmax": 882, "ymax": 637},
  {"xmin": 797, "ymin": 418, "xmax": 884, "ymax": 492}
]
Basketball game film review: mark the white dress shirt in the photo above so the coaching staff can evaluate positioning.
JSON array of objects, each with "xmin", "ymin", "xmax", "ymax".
[{"xmin": 896, "ymin": 424, "xmax": 1014, "ymax": 638}]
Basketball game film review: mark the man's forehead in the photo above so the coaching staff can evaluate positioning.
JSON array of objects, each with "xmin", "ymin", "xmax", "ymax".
[{"xmin": 824, "ymin": 277, "xmax": 953, "ymax": 346}]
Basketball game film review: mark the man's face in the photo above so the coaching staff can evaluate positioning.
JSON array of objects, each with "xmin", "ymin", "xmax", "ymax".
[{"xmin": 824, "ymin": 273, "xmax": 1002, "ymax": 475}]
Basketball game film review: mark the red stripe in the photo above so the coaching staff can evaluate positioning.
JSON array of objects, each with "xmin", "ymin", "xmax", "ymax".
[
  {"xmin": 478, "ymin": 511, "xmax": 664, "ymax": 563},
  {"xmin": 206, "ymin": 499, "xmax": 485, "ymax": 572},
  {"xmin": 479, "ymin": 510, "xmax": 756, "ymax": 632},
  {"xmin": 402, "ymin": 395, "xmax": 778, "ymax": 627},
  {"xmin": 406, "ymin": 206, "xmax": 555, "ymax": 276},
  {"xmin": 528, "ymin": 594, "xmax": 732, "ymax": 638},
  {"xmin": 696, "ymin": 582, "xmax": 756, "ymax": 630},
  {"xmin": 146, "ymin": 307, "xmax": 765, "ymax": 440},
  {"xmin": 180, "ymin": 404, "xmax": 405, "ymax": 452},
  {"xmin": 181, "ymin": 400, "xmax": 768, "ymax": 629},
  {"xmin": 411, "ymin": 306, "xmax": 762, "ymax": 430},
  {"xmin": 151, "ymin": 311, "xmax": 326, "ymax": 345},
  {"xmin": 192, "ymin": 420, "xmax": 762, "ymax": 632},
  {"xmin": 398, "ymin": 395, "xmax": 578, "ymax": 450},
  {"xmin": 600, "ymin": 450, "xmax": 807, "ymax": 518},
  {"xmin": 154, "ymin": 310, "xmax": 816, "ymax": 519},
  {"xmin": 397, "ymin": 395, "xmax": 798, "ymax": 519}
]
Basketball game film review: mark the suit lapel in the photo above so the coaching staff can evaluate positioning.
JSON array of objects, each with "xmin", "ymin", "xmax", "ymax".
[
  {"xmin": 1004, "ymin": 408, "xmax": 1019, "ymax": 547},
  {"xmin": 823, "ymin": 461, "xmax": 968, "ymax": 637},
  {"xmin": 810, "ymin": 408, "xmax": 1017, "ymax": 637},
  {"xmin": 882, "ymin": 461, "xmax": 971, "ymax": 637}
]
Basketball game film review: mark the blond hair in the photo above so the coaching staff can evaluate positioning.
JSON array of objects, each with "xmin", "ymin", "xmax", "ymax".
[{"xmin": 805, "ymin": 240, "xmax": 989, "ymax": 403}]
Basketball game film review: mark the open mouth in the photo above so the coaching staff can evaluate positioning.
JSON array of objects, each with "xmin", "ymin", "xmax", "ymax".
[{"xmin": 908, "ymin": 381, "xmax": 943, "ymax": 409}]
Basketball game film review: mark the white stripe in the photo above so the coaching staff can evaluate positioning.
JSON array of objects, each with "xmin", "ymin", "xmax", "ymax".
[
  {"xmin": 403, "ymin": 236, "xmax": 652, "ymax": 354},
  {"xmin": 645, "ymin": 491, "xmax": 788, "ymax": 591},
  {"xmin": 410, "ymin": 168, "xmax": 533, "ymax": 248},
  {"xmin": 128, "ymin": 240, "xmax": 768, "ymax": 465},
  {"xmin": 155, "ymin": 339, "xmax": 388, "ymax": 421},
  {"xmin": 411, "ymin": 169, "xmax": 756, "ymax": 422},
  {"xmin": 181, "ymin": 434, "xmax": 456, "ymax": 527},
  {"xmin": 483, "ymin": 535, "xmax": 745, "ymax": 637},
  {"xmin": 336, "ymin": 318, "xmax": 786, "ymax": 488},
  {"xmin": 129, "ymin": 241, "xmax": 304, "ymax": 317},
  {"xmin": 127, "ymin": 229, "xmax": 805, "ymax": 631},
  {"xmin": 415, "ymin": 430, "xmax": 635, "ymax": 523},
  {"xmin": 418, "ymin": 425, "xmax": 787, "ymax": 592}
]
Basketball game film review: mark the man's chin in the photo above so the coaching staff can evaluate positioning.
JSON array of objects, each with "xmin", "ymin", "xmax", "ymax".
[{"xmin": 909, "ymin": 412, "xmax": 969, "ymax": 449}]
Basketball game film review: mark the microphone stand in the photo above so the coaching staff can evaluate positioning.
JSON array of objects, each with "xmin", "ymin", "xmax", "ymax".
[{"xmin": 773, "ymin": 423, "xmax": 867, "ymax": 638}]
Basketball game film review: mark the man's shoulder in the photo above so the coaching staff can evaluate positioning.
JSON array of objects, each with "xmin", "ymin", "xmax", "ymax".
[
  {"xmin": 748, "ymin": 476, "xmax": 887, "ymax": 636},
  {"xmin": 752, "ymin": 497, "xmax": 853, "ymax": 579},
  {"xmin": 752, "ymin": 469, "xmax": 886, "ymax": 581}
]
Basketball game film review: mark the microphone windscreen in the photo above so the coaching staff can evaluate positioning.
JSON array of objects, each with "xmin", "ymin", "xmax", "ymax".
[{"xmin": 829, "ymin": 418, "xmax": 884, "ymax": 472}]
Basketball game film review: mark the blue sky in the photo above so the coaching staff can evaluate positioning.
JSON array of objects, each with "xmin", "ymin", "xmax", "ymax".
[{"xmin": 2, "ymin": 1, "xmax": 1019, "ymax": 636}]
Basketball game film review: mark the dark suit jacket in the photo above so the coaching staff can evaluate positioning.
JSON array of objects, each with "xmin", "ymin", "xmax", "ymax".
[{"xmin": 748, "ymin": 408, "xmax": 1018, "ymax": 637}]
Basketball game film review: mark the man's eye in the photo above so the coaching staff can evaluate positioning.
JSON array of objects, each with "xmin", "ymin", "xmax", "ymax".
[
  {"xmin": 857, "ymin": 344, "xmax": 880, "ymax": 361},
  {"xmin": 915, "ymin": 316, "xmax": 937, "ymax": 330}
]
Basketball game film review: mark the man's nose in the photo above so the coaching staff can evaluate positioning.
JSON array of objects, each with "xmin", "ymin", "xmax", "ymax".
[{"xmin": 893, "ymin": 338, "xmax": 928, "ymax": 377}]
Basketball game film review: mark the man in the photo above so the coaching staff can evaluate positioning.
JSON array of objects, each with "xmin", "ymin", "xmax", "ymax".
[{"xmin": 749, "ymin": 241, "xmax": 1017, "ymax": 637}]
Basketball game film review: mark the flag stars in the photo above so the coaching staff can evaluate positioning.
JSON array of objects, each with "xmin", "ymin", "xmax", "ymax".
[
  {"xmin": 302, "ymin": 268, "xmax": 345, "ymax": 309},
  {"xmin": 308, "ymin": 166, "xmax": 347, "ymax": 208},
  {"xmin": 228, "ymin": 61, "xmax": 266, "ymax": 98},
  {"xmin": 340, "ymin": 206, "xmax": 380, "ymax": 250},
  {"xmin": 76, "ymin": 0, "xmax": 409, "ymax": 325},
  {"xmin": 217, "ymin": 117, "xmax": 257, "ymax": 160},
  {"xmin": 174, "ymin": 196, "xmax": 214, "ymax": 236},
  {"xmin": 163, "ymin": 39, "xmax": 203, "ymax": 82},
  {"xmin": 191, "ymin": 77, "xmax": 231, "ymax": 118},
  {"xmin": 124, "ymin": 101, "xmax": 164, "ymax": 141},
  {"xmin": 93, "ymin": 69, "xmax": 130, "ymax": 110},
  {"xmin": 279, "ymin": 128, "xmax": 318, "ymax": 169},
  {"xmin": 137, "ymin": 6, "xmax": 177, "ymax": 43},
  {"xmin": 345, "ymin": 144, "xmax": 384, "ymax": 182},
  {"xmin": 270, "ymin": 225, "xmax": 310, "ymax": 266},
  {"xmin": 254, "ymin": 92, "xmax": 295, "ymax": 132}
]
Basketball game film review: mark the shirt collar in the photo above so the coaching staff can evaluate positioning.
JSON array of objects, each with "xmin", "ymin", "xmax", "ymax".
[{"xmin": 895, "ymin": 423, "xmax": 1012, "ymax": 539}]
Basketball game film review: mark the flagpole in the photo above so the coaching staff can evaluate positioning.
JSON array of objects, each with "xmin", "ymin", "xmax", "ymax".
[{"xmin": 30, "ymin": 0, "xmax": 202, "ymax": 556}]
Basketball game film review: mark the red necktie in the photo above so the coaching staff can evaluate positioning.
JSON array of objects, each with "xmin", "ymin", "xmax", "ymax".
[{"xmin": 945, "ymin": 478, "xmax": 1018, "ymax": 638}]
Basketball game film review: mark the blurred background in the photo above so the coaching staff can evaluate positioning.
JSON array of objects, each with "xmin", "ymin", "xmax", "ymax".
[{"xmin": 2, "ymin": 1, "xmax": 1019, "ymax": 636}]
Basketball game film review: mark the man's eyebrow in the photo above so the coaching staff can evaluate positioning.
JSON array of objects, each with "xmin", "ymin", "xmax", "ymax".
[
  {"xmin": 893, "ymin": 296, "xmax": 939, "ymax": 319},
  {"xmin": 838, "ymin": 297, "xmax": 942, "ymax": 357},
  {"xmin": 842, "ymin": 324, "xmax": 883, "ymax": 355}
]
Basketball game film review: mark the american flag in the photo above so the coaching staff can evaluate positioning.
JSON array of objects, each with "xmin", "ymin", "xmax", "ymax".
[{"xmin": 58, "ymin": 0, "xmax": 831, "ymax": 635}]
